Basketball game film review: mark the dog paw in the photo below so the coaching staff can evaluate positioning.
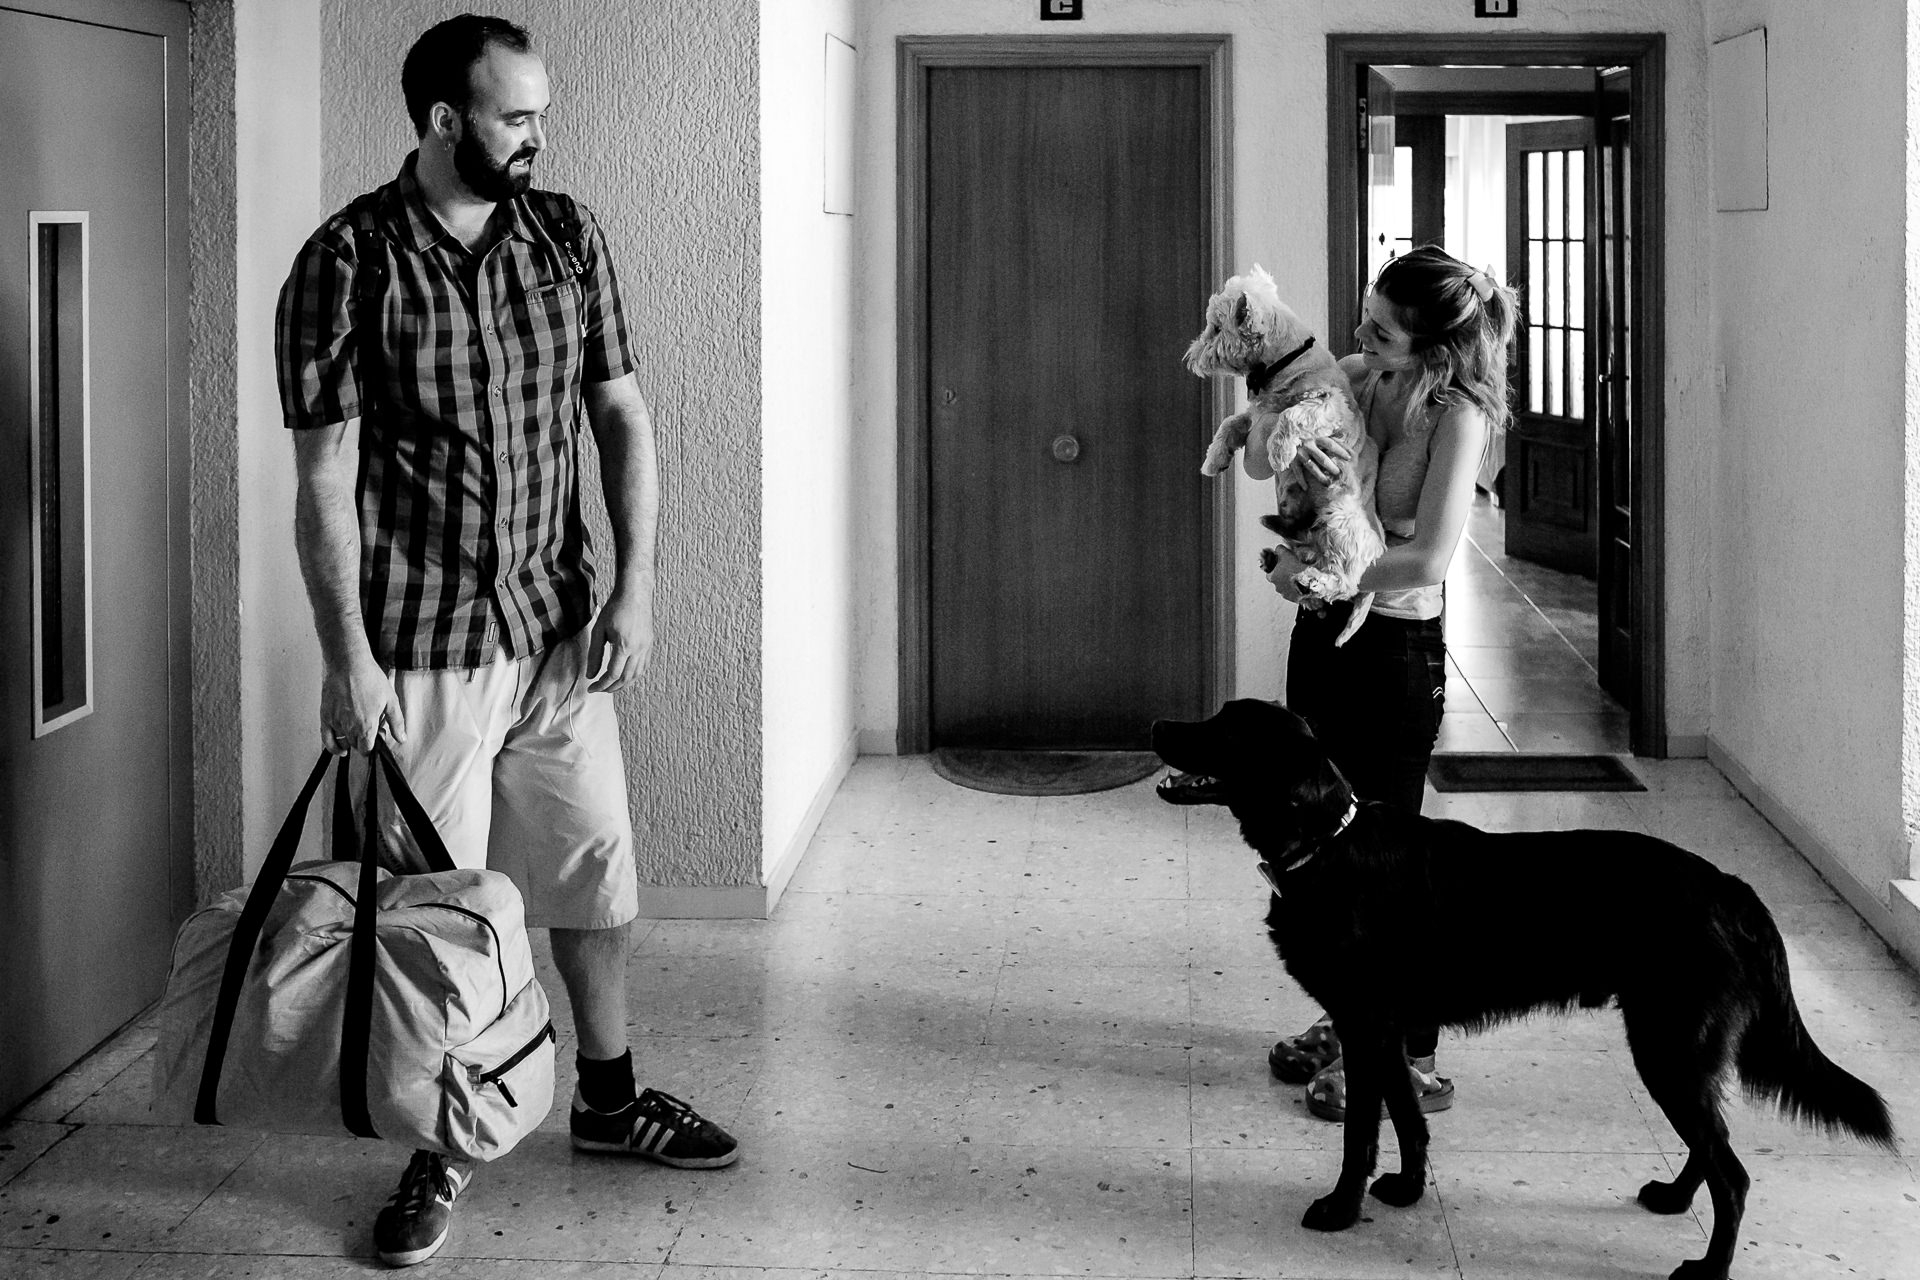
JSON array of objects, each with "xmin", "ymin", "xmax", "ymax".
[
  {"xmin": 1301, "ymin": 1192, "xmax": 1362, "ymax": 1232},
  {"xmin": 1636, "ymin": 1179, "xmax": 1695, "ymax": 1215},
  {"xmin": 1292, "ymin": 568, "xmax": 1349, "ymax": 602},
  {"xmin": 1368, "ymin": 1170, "xmax": 1425, "ymax": 1208}
]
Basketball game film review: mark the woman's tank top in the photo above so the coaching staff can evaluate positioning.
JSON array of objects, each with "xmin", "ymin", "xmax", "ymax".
[{"xmin": 1360, "ymin": 370, "xmax": 1443, "ymax": 621}]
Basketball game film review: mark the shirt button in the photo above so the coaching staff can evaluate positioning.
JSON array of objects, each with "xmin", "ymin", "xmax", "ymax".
[
  {"xmin": 497, "ymin": 451, "xmax": 509, "ymax": 465},
  {"xmin": 491, "ymin": 385, "xmax": 502, "ymax": 397}
]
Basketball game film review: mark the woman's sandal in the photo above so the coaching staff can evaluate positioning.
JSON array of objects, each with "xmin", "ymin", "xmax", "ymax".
[
  {"xmin": 1268, "ymin": 1015, "xmax": 1341, "ymax": 1084},
  {"xmin": 1303, "ymin": 1053, "xmax": 1456, "ymax": 1122}
]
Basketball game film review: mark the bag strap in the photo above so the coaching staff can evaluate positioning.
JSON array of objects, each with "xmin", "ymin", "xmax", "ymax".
[
  {"xmin": 337, "ymin": 760, "xmax": 384, "ymax": 1139},
  {"xmin": 196, "ymin": 745, "xmax": 459, "ymax": 1131},
  {"xmin": 194, "ymin": 750, "xmax": 335, "ymax": 1125}
]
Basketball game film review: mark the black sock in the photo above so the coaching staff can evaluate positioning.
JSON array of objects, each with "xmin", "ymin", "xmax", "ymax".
[{"xmin": 576, "ymin": 1048, "xmax": 636, "ymax": 1112}]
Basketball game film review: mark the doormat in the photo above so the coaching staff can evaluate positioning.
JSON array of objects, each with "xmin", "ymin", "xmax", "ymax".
[
  {"xmin": 1429, "ymin": 753, "xmax": 1646, "ymax": 793},
  {"xmin": 932, "ymin": 749, "xmax": 1162, "ymax": 797}
]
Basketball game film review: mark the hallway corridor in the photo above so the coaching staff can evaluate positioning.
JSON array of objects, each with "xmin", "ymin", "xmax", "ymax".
[{"xmin": 4, "ymin": 747, "xmax": 1918, "ymax": 1277}]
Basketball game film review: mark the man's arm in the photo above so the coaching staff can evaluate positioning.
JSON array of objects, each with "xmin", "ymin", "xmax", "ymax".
[
  {"xmin": 292, "ymin": 420, "xmax": 404, "ymax": 753},
  {"xmin": 581, "ymin": 372, "xmax": 660, "ymax": 693}
]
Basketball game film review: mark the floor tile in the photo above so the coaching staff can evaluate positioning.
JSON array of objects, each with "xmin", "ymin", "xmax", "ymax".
[
  {"xmin": 0, "ymin": 1120, "xmax": 73, "ymax": 1189},
  {"xmin": 739, "ymin": 1036, "xmax": 979, "ymax": 1141},
  {"xmin": 931, "ymin": 1145, "xmax": 1194, "ymax": 1277},
  {"xmin": 1719, "ymin": 1153, "xmax": 1920, "ymax": 1279},
  {"xmin": 1467, "ymin": 677, "xmax": 1624, "ymax": 717},
  {"xmin": 1004, "ymin": 898, "xmax": 1196, "ymax": 969},
  {"xmin": 1436, "ymin": 712, "xmax": 1513, "ymax": 752},
  {"xmin": 666, "ymin": 1134, "xmax": 955, "ymax": 1272},
  {"xmin": 1191, "ymin": 1147, "xmax": 1456, "ymax": 1278},
  {"xmin": 1500, "ymin": 712, "xmax": 1633, "ymax": 753},
  {"xmin": 0, "ymin": 1251, "xmax": 149, "ymax": 1279},
  {"xmin": 988, "ymin": 964, "xmax": 1192, "ymax": 1051},
  {"xmin": 1437, "ymin": 1150, "xmax": 1704, "ymax": 1280},
  {"xmin": 0, "ymin": 1122, "xmax": 264, "ymax": 1252},
  {"xmin": 1433, "ymin": 1048, "xmax": 1661, "ymax": 1154},
  {"xmin": 959, "ymin": 1040, "xmax": 1192, "ymax": 1151}
]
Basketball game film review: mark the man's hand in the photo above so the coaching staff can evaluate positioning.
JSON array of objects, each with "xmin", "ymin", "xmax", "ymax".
[
  {"xmin": 586, "ymin": 587, "xmax": 654, "ymax": 694},
  {"xmin": 321, "ymin": 651, "xmax": 405, "ymax": 756}
]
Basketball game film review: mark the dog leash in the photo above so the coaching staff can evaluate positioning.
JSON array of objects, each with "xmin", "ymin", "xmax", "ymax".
[
  {"xmin": 1246, "ymin": 335, "xmax": 1317, "ymax": 397},
  {"xmin": 1257, "ymin": 797, "xmax": 1358, "ymax": 895}
]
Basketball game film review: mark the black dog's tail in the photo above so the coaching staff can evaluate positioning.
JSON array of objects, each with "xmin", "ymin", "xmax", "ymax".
[{"xmin": 1733, "ymin": 894, "xmax": 1897, "ymax": 1150}]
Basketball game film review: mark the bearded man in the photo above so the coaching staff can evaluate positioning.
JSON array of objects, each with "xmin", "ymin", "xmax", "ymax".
[{"xmin": 275, "ymin": 15, "xmax": 737, "ymax": 1267}]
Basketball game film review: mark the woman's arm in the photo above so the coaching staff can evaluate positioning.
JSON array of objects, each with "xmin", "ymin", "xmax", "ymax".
[{"xmin": 1353, "ymin": 401, "xmax": 1489, "ymax": 593}]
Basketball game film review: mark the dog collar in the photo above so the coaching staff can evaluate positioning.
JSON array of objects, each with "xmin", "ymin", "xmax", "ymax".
[
  {"xmin": 1246, "ymin": 335, "xmax": 1316, "ymax": 397},
  {"xmin": 1258, "ymin": 798, "xmax": 1358, "ymax": 893}
]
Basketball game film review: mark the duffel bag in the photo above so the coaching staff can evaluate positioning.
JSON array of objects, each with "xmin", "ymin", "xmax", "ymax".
[{"xmin": 152, "ymin": 743, "xmax": 556, "ymax": 1161}]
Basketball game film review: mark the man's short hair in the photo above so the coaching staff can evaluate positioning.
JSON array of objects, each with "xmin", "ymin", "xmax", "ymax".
[{"xmin": 401, "ymin": 14, "xmax": 533, "ymax": 137}]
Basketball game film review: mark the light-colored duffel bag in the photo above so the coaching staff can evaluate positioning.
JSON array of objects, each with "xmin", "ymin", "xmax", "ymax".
[{"xmin": 153, "ymin": 744, "xmax": 555, "ymax": 1161}]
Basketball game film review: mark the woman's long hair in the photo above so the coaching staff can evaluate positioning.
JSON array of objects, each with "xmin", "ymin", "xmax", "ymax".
[{"xmin": 1370, "ymin": 245, "xmax": 1519, "ymax": 434}]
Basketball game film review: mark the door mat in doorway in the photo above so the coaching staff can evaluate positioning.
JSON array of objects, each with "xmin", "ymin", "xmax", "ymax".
[
  {"xmin": 1428, "ymin": 753, "xmax": 1646, "ymax": 793},
  {"xmin": 932, "ymin": 749, "xmax": 1162, "ymax": 797}
]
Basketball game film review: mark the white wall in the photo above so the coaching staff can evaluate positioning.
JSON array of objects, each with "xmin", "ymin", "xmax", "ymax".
[
  {"xmin": 851, "ymin": 0, "xmax": 1715, "ymax": 749},
  {"xmin": 235, "ymin": 0, "xmax": 325, "ymax": 876},
  {"xmin": 760, "ymin": 0, "xmax": 860, "ymax": 898},
  {"xmin": 1702, "ymin": 0, "xmax": 1917, "ymax": 951}
]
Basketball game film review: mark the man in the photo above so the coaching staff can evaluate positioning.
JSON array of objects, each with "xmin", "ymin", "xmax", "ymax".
[{"xmin": 276, "ymin": 15, "xmax": 737, "ymax": 1268}]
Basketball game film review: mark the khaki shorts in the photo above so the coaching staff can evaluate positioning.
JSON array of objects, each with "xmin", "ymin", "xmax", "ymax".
[{"xmin": 366, "ymin": 626, "xmax": 639, "ymax": 932}]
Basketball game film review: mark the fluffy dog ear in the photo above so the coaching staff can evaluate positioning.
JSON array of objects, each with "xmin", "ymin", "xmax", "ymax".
[{"xmin": 1233, "ymin": 292, "xmax": 1250, "ymax": 330}]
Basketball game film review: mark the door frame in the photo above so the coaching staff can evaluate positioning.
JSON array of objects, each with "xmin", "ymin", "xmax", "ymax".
[
  {"xmin": 1327, "ymin": 33, "xmax": 1668, "ymax": 757},
  {"xmin": 895, "ymin": 34, "xmax": 1234, "ymax": 753}
]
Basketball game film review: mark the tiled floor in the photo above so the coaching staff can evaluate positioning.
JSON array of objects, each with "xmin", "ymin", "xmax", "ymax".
[
  {"xmin": 5, "ymin": 756, "xmax": 1920, "ymax": 1278},
  {"xmin": 1438, "ymin": 495, "xmax": 1631, "ymax": 755}
]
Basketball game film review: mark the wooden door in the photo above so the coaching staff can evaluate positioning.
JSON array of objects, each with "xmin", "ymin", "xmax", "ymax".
[
  {"xmin": 925, "ymin": 65, "xmax": 1209, "ymax": 749},
  {"xmin": 1360, "ymin": 68, "xmax": 1398, "ymax": 285},
  {"xmin": 1594, "ymin": 73, "xmax": 1636, "ymax": 705},
  {"xmin": 1504, "ymin": 118, "xmax": 1599, "ymax": 576},
  {"xmin": 0, "ymin": 0, "xmax": 189, "ymax": 1113}
]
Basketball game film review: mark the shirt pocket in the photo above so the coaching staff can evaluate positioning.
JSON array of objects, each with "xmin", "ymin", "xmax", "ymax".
[{"xmin": 522, "ymin": 276, "xmax": 584, "ymax": 383}]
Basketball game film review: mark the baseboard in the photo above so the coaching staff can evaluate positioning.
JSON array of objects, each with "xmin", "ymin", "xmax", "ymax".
[
  {"xmin": 635, "ymin": 883, "xmax": 775, "ymax": 920},
  {"xmin": 763, "ymin": 731, "xmax": 858, "ymax": 916},
  {"xmin": 1707, "ymin": 738, "xmax": 1920, "ymax": 973}
]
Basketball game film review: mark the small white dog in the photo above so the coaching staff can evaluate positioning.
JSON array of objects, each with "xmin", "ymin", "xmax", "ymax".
[{"xmin": 1184, "ymin": 265, "xmax": 1384, "ymax": 646}]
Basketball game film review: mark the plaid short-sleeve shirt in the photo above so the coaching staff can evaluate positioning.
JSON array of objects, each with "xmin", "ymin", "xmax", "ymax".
[{"xmin": 276, "ymin": 153, "xmax": 637, "ymax": 670}]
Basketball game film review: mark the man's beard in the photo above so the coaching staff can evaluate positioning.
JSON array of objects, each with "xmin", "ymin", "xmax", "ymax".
[{"xmin": 452, "ymin": 123, "xmax": 534, "ymax": 202}]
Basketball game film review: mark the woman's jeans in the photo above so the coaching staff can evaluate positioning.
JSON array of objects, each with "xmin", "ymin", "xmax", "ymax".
[{"xmin": 1286, "ymin": 604, "xmax": 1447, "ymax": 1059}]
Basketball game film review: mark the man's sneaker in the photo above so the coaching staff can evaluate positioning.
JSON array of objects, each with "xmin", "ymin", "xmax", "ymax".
[
  {"xmin": 374, "ymin": 1149, "xmax": 472, "ymax": 1267},
  {"xmin": 570, "ymin": 1085, "xmax": 740, "ymax": 1168}
]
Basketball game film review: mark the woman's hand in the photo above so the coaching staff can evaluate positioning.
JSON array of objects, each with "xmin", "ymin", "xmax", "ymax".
[
  {"xmin": 1291, "ymin": 436, "xmax": 1351, "ymax": 486},
  {"xmin": 1264, "ymin": 545, "xmax": 1310, "ymax": 601}
]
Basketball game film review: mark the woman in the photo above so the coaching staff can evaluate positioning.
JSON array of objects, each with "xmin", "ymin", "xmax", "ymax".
[{"xmin": 1252, "ymin": 246, "xmax": 1519, "ymax": 1119}]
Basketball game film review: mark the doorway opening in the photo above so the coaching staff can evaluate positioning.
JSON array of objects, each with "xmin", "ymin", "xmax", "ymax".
[{"xmin": 1329, "ymin": 36, "xmax": 1668, "ymax": 757}]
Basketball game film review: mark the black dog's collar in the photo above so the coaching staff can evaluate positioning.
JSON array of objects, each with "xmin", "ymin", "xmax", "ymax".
[
  {"xmin": 1258, "ymin": 798, "xmax": 1358, "ymax": 895},
  {"xmin": 1245, "ymin": 335, "xmax": 1316, "ymax": 397}
]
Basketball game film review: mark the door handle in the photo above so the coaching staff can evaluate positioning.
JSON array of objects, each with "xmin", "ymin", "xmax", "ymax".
[{"xmin": 1051, "ymin": 434, "xmax": 1081, "ymax": 463}]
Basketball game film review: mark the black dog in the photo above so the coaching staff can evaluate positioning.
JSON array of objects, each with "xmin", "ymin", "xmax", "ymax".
[{"xmin": 1152, "ymin": 699, "xmax": 1896, "ymax": 1280}]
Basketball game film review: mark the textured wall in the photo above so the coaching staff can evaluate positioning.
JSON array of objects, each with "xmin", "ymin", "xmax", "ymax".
[
  {"xmin": 760, "ymin": 0, "xmax": 859, "ymax": 880},
  {"xmin": 236, "ymin": 0, "xmax": 326, "ymax": 879},
  {"xmin": 1705, "ymin": 0, "xmax": 1910, "ymax": 898},
  {"xmin": 853, "ymin": 0, "xmax": 1716, "ymax": 743},
  {"xmin": 187, "ymin": 0, "xmax": 243, "ymax": 901},
  {"xmin": 320, "ymin": 1, "xmax": 762, "ymax": 889}
]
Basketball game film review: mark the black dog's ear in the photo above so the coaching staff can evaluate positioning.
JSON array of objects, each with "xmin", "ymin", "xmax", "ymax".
[{"xmin": 1281, "ymin": 722, "xmax": 1356, "ymax": 830}]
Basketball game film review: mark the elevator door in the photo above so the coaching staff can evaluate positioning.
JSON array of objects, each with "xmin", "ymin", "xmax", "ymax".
[{"xmin": 0, "ymin": 1, "xmax": 189, "ymax": 1115}]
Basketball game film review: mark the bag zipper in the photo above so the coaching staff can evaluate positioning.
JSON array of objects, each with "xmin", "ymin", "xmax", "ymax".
[
  {"xmin": 468, "ymin": 1021, "xmax": 556, "ymax": 1107},
  {"xmin": 284, "ymin": 876, "xmax": 511, "ymax": 1021}
]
